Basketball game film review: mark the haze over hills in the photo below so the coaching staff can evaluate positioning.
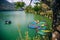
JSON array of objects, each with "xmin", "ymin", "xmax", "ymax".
[
  {"xmin": 0, "ymin": 0, "xmax": 24, "ymax": 11},
  {"xmin": 0, "ymin": 0, "xmax": 15, "ymax": 10}
]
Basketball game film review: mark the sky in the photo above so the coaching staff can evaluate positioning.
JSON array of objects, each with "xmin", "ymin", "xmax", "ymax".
[
  {"xmin": 6, "ymin": 0, "xmax": 34, "ymax": 6},
  {"xmin": 6, "ymin": 0, "xmax": 40, "ymax": 6}
]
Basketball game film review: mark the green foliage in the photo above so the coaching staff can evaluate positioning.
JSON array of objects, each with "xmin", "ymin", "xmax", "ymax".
[
  {"xmin": 33, "ymin": 3, "xmax": 42, "ymax": 14},
  {"xmin": 15, "ymin": 2, "xmax": 25, "ymax": 9},
  {"xmin": 25, "ymin": 5, "xmax": 33, "ymax": 13},
  {"xmin": 25, "ymin": 1, "xmax": 43, "ymax": 14},
  {"xmin": 33, "ymin": 2, "xmax": 43, "ymax": 14},
  {"xmin": 25, "ymin": 5, "xmax": 32, "ymax": 10},
  {"xmin": 33, "ymin": 5, "xmax": 41, "ymax": 12}
]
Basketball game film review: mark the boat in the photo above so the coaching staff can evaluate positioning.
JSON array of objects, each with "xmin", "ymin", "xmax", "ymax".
[{"xmin": 5, "ymin": 20, "xmax": 11, "ymax": 24}]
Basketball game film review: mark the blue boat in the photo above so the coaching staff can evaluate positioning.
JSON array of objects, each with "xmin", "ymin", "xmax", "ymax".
[
  {"xmin": 28, "ymin": 20, "xmax": 48, "ymax": 36},
  {"xmin": 28, "ymin": 24, "xmax": 37, "ymax": 29},
  {"xmin": 28, "ymin": 21, "xmax": 47, "ymax": 29}
]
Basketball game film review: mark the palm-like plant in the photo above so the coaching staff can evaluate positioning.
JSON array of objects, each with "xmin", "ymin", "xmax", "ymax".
[
  {"xmin": 25, "ymin": 5, "xmax": 33, "ymax": 13},
  {"xmin": 15, "ymin": 2, "xmax": 25, "ymax": 9},
  {"xmin": 33, "ymin": 5, "xmax": 42, "ymax": 14},
  {"xmin": 33, "ymin": 2, "xmax": 42, "ymax": 14}
]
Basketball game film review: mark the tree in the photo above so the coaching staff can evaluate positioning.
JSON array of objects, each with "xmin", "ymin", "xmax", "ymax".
[
  {"xmin": 33, "ymin": 2, "xmax": 42, "ymax": 14},
  {"xmin": 25, "ymin": 5, "xmax": 33, "ymax": 13},
  {"xmin": 33, "ymin": 5, "xmax": 41, "ymax": 14},
  {"xmin": 15, "ymin": 2, "xmax": 25, "ymax": 9}
]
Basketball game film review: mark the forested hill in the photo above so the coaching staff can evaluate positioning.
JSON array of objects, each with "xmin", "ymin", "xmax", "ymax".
[
  {"xmin": 0, "ymin": 0, "xmax": 22, "ymax": 11},
  {"xmin": 0, "ymin": 0, "xmax": 16, "ymax": 11}
]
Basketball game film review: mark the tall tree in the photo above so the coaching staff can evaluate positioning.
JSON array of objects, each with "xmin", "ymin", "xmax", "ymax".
[
  {"xmin": 15, "ymin": 2, "xmax": 25, "ymax": 9},
  {"xmin": 29, "ymin": 0, "xmax": 33, "ymax": 6},
  {"xmin": 33, "ymin": 4, "xmax": 42, "ymax": 14}
]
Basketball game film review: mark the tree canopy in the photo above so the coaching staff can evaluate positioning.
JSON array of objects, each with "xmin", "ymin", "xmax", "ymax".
[{"xmin": 15, "ymin": 2, "xmax": 25, "ymax": 9}]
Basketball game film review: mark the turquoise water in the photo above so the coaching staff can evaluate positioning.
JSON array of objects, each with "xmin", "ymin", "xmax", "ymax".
[
  {"xmin": 0, "ymin": 11, "xmax": 36, "ymax": 40},
  {"xmin": 0, "ymin": 11, "xmax": 52, "ymax": 40}
]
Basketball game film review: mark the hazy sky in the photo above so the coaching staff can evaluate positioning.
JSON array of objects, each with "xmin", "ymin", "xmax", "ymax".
[
  {"xmin": 7, "ymin": 0, "xmax": 34, "ymax": 6},
  {"xmin": 6, "ymin": 0, "xmax": 40, "ymax": 6}
]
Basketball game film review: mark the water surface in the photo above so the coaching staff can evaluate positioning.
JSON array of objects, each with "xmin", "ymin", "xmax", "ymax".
[{"xmin": 0, "ymin": 11, "xmax": 35, "ymax": 40}]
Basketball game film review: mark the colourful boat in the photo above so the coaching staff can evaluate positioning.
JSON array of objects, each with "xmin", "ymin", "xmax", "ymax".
[
  {"xmin": 28, "ymin": 20, "xmax": 49, "ymax": 36},
  {"xmin": 28, "ymin": 21, "xmax": 47, "ymax": 29}
]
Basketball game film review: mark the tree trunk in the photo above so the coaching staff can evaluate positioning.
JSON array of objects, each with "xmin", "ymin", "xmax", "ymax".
[
  {"xmin": 21, "ymin": 0, "xmax": 23, "ymax": 2},
  {"xmin": 29, "ymin": 0, "xmax": 32, "ymax": 6}
]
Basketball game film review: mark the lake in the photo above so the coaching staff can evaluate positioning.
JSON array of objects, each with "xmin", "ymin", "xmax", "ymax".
[{"xmin": 0, "ymin": 11, "xmax": 52, "ymax": 40}]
